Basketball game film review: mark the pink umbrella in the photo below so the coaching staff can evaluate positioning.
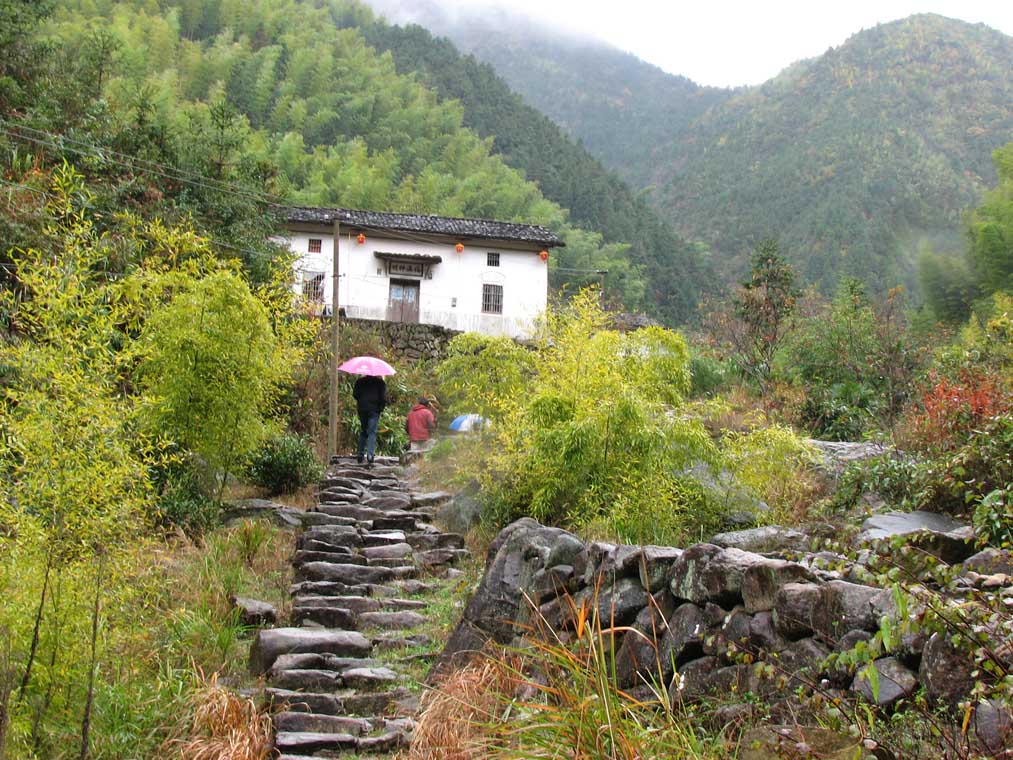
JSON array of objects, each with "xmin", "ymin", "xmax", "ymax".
[{"xmin": 338, "ymin": 355, "xmax": 396, "ymax": 376}]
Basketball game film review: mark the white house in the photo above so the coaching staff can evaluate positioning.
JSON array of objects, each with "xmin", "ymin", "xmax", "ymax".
[{"xmin": 283, "ymin": 206, "xmax": 564, "ymax": 339}]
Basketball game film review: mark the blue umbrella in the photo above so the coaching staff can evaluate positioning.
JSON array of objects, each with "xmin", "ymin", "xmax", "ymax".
[{"xmin": 449, "ymin": 414, "xmax": 487, "ymax": 432}]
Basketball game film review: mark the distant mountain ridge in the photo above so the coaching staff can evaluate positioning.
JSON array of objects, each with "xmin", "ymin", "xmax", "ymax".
[
  {"xmin": 359, "ymin": 20, "xmax": 713, "ymax": 323},
  {"xmin": 378, "ymin": 4, "xmax": 1013, "ymax": 295}
]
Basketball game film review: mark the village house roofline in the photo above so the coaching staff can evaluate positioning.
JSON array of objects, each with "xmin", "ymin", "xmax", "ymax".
[{"xmin": 282, "ymin": 205, "xmax": 565, "ymax": 248}]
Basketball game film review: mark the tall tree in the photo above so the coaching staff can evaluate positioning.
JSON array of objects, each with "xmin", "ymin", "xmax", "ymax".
[{"xmin": 709, "ymin": 239, "xmax": 800, "ymax": 394}]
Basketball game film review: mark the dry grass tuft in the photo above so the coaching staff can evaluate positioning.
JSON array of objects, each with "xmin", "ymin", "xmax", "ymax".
[
  {"xmin": 401, "ymin": 654, "xmax": 515, "ymax": 760},
  {"xmin": 165, "ymin": 673, "xmax": 273, "ymax": 760}
]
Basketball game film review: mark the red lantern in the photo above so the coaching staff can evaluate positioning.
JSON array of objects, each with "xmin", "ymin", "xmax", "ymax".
[
  {"xmin": 539, "ymin": 249, "xmax": 549, "ymax": 262},
  {"xmin": 356, "ymin": 232, "xmax": 366, "ymax": 244},
  {"xmin": 455, "ymin": 242, "xmax": 464, "ymax": 253}
]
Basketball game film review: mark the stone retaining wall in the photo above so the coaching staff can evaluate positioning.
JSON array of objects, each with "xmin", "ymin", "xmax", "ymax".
[
  {"xmin": 431, "ymin": 518, "xmax": 1012, "ymax": 752},
  {"xmin": 343, "ymin": 318, "xmax": 460, "ymax": 362}
]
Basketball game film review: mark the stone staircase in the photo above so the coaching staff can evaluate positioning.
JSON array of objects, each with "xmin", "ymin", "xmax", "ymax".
[{"xmin": 249, "ymin": 456, "xmax": 466, "ymax": 758}]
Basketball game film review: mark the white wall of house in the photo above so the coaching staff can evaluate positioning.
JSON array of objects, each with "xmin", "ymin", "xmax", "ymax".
[{"xmin": 286, "ymin": 229, "xmax": 549, "ymax": 338}]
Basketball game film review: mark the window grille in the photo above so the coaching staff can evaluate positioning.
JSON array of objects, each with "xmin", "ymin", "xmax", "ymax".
[
  {"xmin": 482, "ymin": 283, "xmax": 503, "ymax": 314},
  {"xmin": 308, "ymin": 238, "xmax": 322, "ymax": 253},
  {"xmin": 302, "ymin": 271, "xmax": 325, "ymax": 302},
  {"xmin": 486, "ymin": 252, "xmax": 500, "ymax": 267}
]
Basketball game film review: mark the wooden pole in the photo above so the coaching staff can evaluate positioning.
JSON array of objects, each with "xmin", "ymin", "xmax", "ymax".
[{"xmin": 328, "ymin": 218, "xmax": 341, "ymax": 460}]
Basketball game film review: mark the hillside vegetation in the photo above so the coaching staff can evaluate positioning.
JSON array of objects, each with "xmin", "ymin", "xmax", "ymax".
[
  {"xmin": 414, "ymin": 6, "xmax": 1013, "ymax": 296},
  {"xmin": 39, "ymin": 0, "xmax": 651, "ymax": 311}
]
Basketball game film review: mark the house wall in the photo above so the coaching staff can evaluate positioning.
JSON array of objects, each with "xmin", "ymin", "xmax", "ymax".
[{"xmin": 286, "ymin": 229, "xmax": 548, "ymax": 339}]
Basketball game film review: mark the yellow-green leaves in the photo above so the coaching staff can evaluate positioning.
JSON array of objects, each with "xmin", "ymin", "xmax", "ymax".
[
  {"xmin": 135, "ymin": 268, "xmax": 289, "ymax": 497},
  {"xmin": 443, "ymin": 289, "xmax": 715, "ymax": 540}
]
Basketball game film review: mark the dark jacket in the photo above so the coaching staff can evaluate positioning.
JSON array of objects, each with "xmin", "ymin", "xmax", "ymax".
[{"xmin": 353, "ymin": 375, "xmax": 387, "ymax": 416}]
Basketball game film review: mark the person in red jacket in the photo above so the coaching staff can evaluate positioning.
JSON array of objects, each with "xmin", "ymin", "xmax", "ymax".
[{"xmin": 405, "ymin": 397, "xmax": 437, "ymax": 452}]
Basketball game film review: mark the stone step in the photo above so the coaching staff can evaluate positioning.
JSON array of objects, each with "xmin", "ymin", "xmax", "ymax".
[
  {"xmin": 293, "ymin": 595, "xmax": 428, "ymax": 614},
  {"xmin": 366, "ymin": 557, "xmax": 417, "ymax": 569},
  {"xmin": 358, "ymin": 610, "xmax": 427, "ymax": 630},
  {"xmin": 328, "ymin": 466, "xmax": 398, "ymax": 480},
  {"xmin": 270, "ymin": 664, "xmax": 400, "ymax": 692},
  {"xmin": 361, "ymin": 530, "xmax": 407, "ymax": 547},
  {"xmin": 405, "ymin": 531, "xmax": 466, "ymax": 551},
  {"xmin": 341, "ymin": 665, "xmax": 400, "ymax": 689},
  {"xmin": 290, "ymin": 581, "xmax": 379, "ymax": 598},
  {"xmin": 301, "ymin": 512, "xmax": 364, "ymax": 528},
  {"xmin": 315, "ymin": 504, "xmax": 419, "ymax": 531},
  {"xmin": 293, "ymin": 550, "xmax": 368, "ymax": 567},
  {"xmin": 272, "ymin": 653, "xmax": 383, "ymax": 672},
  {"xmin": 299, "ymin": 526, "xmax": 363, "ymax": 547},
  {"xmin": 317, "ymin": 487, "xmax": 362, "ymax": 502},
  {"xmin": 275, "ymin": 731, "xmax": 358, "ymax": 755},
  {"xmin": 250, "ymin": 628, "xmax": 371, "ymax": 675},
  {"xmin": 270, "ymin": 668, "xmax": 344, "ymax": 691},
  {"xmin": 300, "ymin": 538, "xmax": 356, "ymax": 554},
  {"xmin": 297, "ymin": 562, "xmax": 398, "ymax": 585},
  {"xmin": 274, "ymin": 712, "xmax": 372, "ymax": 735},
  {"xmin": 291, "ymin": 605, "xmax": 356, "ymax": 629}
]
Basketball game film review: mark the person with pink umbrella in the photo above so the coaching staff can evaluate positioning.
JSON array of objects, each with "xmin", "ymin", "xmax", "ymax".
[{"xmin": 340, "ymin": 356, "xmax": 396, "ymax": 466}]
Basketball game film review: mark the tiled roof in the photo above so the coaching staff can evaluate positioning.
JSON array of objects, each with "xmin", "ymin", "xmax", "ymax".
[{"xmin": 283, "ymin": 206, "xmax": 565, "ymax": 247}]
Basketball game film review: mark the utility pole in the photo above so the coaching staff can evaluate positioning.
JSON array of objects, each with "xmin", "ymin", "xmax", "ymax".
[
  {"xmin": 598, "ymin": 269, "xmax": 608, "ymax": 311},
  {"xmin": 328, "ymin": 217, "xmax": 341, "ymax": 460}
]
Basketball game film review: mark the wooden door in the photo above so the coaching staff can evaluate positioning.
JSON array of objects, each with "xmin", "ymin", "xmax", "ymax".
[{"xmin": 388, "ymin": 280, "xmax": 420, "ymax": 323}]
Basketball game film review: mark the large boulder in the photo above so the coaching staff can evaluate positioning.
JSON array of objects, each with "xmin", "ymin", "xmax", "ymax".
[
  {"xmin": 855, "ymin": 511, "xmax": 976, "ymax": 564},
  {"xmin": 918, "ymin": 632, "xmax": 975, "ymax": 708},
  {"xmin": 960, "ymin": 548, "xmax": 1013, "ymax": 576},
  {"xmin": 807, "ymin": 440, "xmax": 890, "ymax": 477},
  {"xmin": 613, "ymin": 592, "xmax": 677, "ymax": 687},
  {"xmin": 851, "ymin": 656, "xmax": 918, "ymax": 707},
  {"xmin": 772, "ymin": 582, "xmax": 821, "ymax": 639},
  {"xmin": 811, "ymin": 581, "xmax": 890, "ymax": 639},
  {"xmin": 428, "ymin": 518, "xmax": 586, "ymax": 680},
  {"xmin": 742, "ymin": 559, "xmax": 816, "ymax": 613},
  {"xmin": 668, "ymin": 543, "xmax": 767, "ymax": 607}
]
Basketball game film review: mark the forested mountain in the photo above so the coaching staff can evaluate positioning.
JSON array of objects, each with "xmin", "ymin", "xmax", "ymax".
[
  {"xmin": 379, "ymin": 4, "xmax": 1013, "ymax": 296},
  {"xmin": 359, "ymin": 21, "xmax": 711, "ymax": 325},
  {"xmin": 367, "ymin": 0, "xmax": 733, "ymax": 190},
  {"xmin": 653, "ymin": 15, "xmax": 1013, "ymax": 290},
  {"xmin": 28, "ymin": 0, "xmax": 678, "ymax": 317}
]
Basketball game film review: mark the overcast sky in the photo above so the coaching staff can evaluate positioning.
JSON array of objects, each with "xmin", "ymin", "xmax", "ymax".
[{"xmin": 397, "ymin": 0, "xmax": 1013, "ymax": 87}]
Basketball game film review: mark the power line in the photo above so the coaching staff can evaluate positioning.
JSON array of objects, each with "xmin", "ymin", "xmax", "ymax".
[
  {"xmin": 0, "ymin": 121, "xmax": 281, "ymax": 205},
  {"xmin": 0, "ymin": 178, "xmax": 278, "ymax": 265}
]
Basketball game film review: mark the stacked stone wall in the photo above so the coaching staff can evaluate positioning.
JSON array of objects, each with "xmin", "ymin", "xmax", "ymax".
[
  {"xmin": 343, "ymin": 318, "xmax": 460, "ymax": 362},
  {"xmin": 431, "ymin": 519, "xmax": 1012, "ymax": 752}
]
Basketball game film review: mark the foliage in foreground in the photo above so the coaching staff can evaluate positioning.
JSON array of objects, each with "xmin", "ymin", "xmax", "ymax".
[
  {"xmin": 0, "ymin": 169, "xmax": 302, "ymax": 757},
  {"xmin": 408, "ymin": 610, "xmax": 729, "ymax": 760}
]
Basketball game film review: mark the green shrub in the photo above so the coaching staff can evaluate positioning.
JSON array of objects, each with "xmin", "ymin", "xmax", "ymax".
[
  {"xmin": 830, "ymin": 455, "xmax": 923, "ymax": 513},
  {"xmin": 973, "ymin": 487, "xmax": 1013, "ymax": 548},
  {"xmin": 722, "ymin": 424, "xmax": 820, "ymax": 519},
  {"xmin": 461, "ymin": 290, "xmax": 717, "ymax": 534},
  {"xmin": 247, "ymin": 433, "xmax": 323, "ymax": 495},
  {"xmin": 689, "ymin": 353, "xmax": 728, "ymax": 398}
]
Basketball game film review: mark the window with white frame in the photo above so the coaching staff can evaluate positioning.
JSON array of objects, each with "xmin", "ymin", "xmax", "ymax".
[
  {"xmin": 486, "ymin": 252, "xmax": 500, "ymax": 267},
  {"xmin": 302, "ymin": 271, "xmax": 325, "ymax": 302},
  {"xmin": 482, "ymin": 283, "xmax": 503, "ymax": 314},
  {"xmin": 308, "ymin": 238, "xmax": 322, "ymax": 253}
]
